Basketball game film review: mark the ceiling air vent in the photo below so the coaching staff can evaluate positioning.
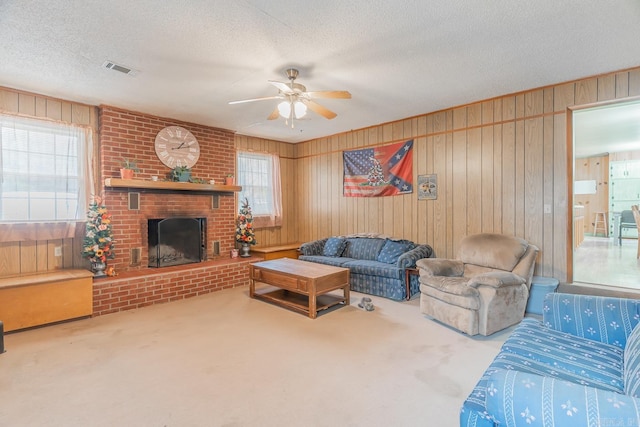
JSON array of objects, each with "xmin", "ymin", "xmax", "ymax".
[{"xmin": 102, "ymin": 60, "xmax": 138, "ymax": 76}]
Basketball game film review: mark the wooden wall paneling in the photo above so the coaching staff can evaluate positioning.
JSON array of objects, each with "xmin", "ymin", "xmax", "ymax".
[
  {"xmin": 514, "ymin": 119, "xmax": 526, "ymax": 238},
  {"xmin": 492, "ymin": 124, "xmax": 503, "ymax": 232},
  {"xmin": 524, "ymin": 117, "xmax": 544, "ymax": 250},
  {"xmin": 0, "ymin": 89, "xmax": 19, "ymax": 112},
  {"xmin": 62, "ymin": 237, "xmax": 75, "ymax": 268},
  {"xmin": 18, "ymin": 93, "xmax": 36, "ymax": 115},
  {"xmin": 444, "ymin": 116, "xmax": 455, "ymax": 258},
  {"xmin": 46, "ymin": 99, "xmax": 62, "ymax": 120},
  {"xmin": 542, "ymin": 112, "xmax": 556, "ymax": 277},
  {"xmin": 36, "ymin": 240, "xmax": 49, "ymax": 272},
  {"xmin": 72, "ymin": 104, "xmax": 92, "ymax": 125},
  {"xmin": 47, "ymin": 239, "xmax": 61, "ymax": 270},
  {"xmin": 481, "ymin": 124, "xmax": 494, "ymax": 232},
  {"xmin": 452, "ymin": 129, "xmax": 467, "ymax": 255},
  {"xmin": 61, "ymin": 101, "xmax": 73, "ymax": 122},
  {"xmin": 501, "ymin": 122, "xmax": 516, "ymax": 235},
  {"xmin": 554, "ymin": 83, "xmax": 575, "ymax": 112},
  {"xmin": 553, "ymin": 112, "xmax": 568, "ymax": 282},
  {"xmin": 19, "ymin": 241, "xmax": 38, "ymax": 274},
  {"xmin": 0, "ymin": 241, "xmax": 21, "ymax": 276},
  {"xmin": 615, "ymin": 72, "xmax": 630, "ymax": 99},
  {"xmin": 35, "ymin": 96, "xmax": 47, "ymax": 117},
  {"xmin": 598, "ymin": 75, "xmax": 616, "ymax": 102},
  {"xmin": 575, "ymin": 78, "xmax": 598, "ymax": 106},
  {"xmin": 466, "ymin": 127, "xmax": 482, "ymax": 236},
  {"xmin": 629, "ymin": 69, "xmax": 640, "ymax": 96},
  {"xmin": 416, "ymin": 115, "xmax": 428, "ymax": 245}
]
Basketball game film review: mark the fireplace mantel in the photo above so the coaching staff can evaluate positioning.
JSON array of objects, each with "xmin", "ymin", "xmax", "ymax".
[{"xmin": 104, "ymin": 178, "xmax": 242, "ymax": 193}]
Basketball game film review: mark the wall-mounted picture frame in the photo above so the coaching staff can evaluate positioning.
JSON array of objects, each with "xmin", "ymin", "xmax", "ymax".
[{"xmin": 418, "ymin": 174, "xmax": 437, "ymax": 200}]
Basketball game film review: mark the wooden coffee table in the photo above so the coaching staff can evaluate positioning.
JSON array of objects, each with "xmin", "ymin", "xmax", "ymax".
[{"xmin": 249, "ymin": 258, "xmax": 350, "ymax": 319}]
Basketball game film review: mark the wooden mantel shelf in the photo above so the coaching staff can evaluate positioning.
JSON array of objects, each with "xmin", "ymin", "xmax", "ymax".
[{"xmin": 104, "ymin": 178, "xmax": 242, "ymax": 193}]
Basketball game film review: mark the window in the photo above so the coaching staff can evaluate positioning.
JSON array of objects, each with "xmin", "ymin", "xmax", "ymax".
[
  {"xmin": 237, "ymin": 151, "xmax": 282, "ymax": 228},
  {"xmin": 0, "ymin": 114, "xmax": 90, "ymax": 222}
]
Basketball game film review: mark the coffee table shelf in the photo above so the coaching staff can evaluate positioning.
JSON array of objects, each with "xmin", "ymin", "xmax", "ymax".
[
  {"xmin": 249, "ymin": 258, "xmax": 350, "ymax": 319},
  {"xmin": 253, "ymin": 288, "xmax": 347, "ymax": 316}
]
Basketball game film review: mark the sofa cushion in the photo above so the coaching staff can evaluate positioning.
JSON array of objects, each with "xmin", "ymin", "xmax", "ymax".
[
  {"xmin": 499, "ymin": 318, "xmax": 624, "ymax": 393},
  {"xmin": 624, "ymin": 323, "xmax": 640, "ymax": 397},
  {"xmin": 458, "ymin": 233, "xmax": 527, "ymax": 271},
  {"xmin": 376, "ymin": 239, "xmax": 415, "ymax": 264},
  {"xmin": 343, "ymin": 237, "xmax": 386, "ymax": 261},
  {"xmin": 342, "ymin": 259, "xmax": 403, "ymax": 280},
  {"xmin": 298, "ymin": 255, "xmax": 354, "ymax": 268},
  {"xmin": 323, "ymin": 237, "xmax": 347, "ymax": 257}
]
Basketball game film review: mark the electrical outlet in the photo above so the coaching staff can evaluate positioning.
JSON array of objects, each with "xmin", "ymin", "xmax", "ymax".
[
  {"xmin": 544, "ymin": 204, "xmax": 552, "ymax": 214},
  {"xmin": 54, "ymin": 246, "xmax": 62, "ymax": 257}
]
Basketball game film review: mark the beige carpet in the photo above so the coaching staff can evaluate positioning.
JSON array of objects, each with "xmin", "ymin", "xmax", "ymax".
[{"xmin": 0, "ymin": 286, "xmax": 513, "ymax": 427}]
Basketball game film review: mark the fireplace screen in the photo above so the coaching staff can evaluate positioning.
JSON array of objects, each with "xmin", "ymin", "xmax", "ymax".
[{"xmin": 148, "ymin": 217, "xmax": 205, "ymax": 268}]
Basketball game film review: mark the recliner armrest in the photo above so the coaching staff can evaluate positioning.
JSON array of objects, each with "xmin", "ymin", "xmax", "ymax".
[
  {"xmin": 467, "ymin": 271, "xmax": 525, "ymax": 289},
  {"xmin": 416, "ymin": 258, "xmax": 463, "ymax": 277}
]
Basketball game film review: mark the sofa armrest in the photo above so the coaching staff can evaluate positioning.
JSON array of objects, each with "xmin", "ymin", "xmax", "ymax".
[
  {"xmin": 397, "ymin": 244, "xmax": 434, "ymax": 269},
  {"xmin": 467, "ymin": 272, "xmax": 525, "ymax": 289},
  {"xmin": 485, "ymin": 369, "xmax": 640, "ymax": 427},
  {"xmin": 543, "ymin": 293, "xmax": 640, "ymax": 348},
  {"xmin": 299, "ymin": 238, "xmax": 328, "ymax": 256},
  {"xmin": 416, "ymin": 258, "xmax": 463, "ymax": 277}
]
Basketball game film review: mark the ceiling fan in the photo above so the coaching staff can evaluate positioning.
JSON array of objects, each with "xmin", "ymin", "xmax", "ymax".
[{"xmin": 229, "ymin": 68, "xmax": 351, "ymax": 127}]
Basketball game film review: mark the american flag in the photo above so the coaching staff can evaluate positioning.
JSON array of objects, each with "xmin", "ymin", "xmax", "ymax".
[{"xmin": 343, "ymin": 140, "xmax": 413, "ymax": 197}]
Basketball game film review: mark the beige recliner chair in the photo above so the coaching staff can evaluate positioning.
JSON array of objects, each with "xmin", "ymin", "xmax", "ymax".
[{"xmin": 416, "ymin": 233, "xmax": 538, "ymax": 336}]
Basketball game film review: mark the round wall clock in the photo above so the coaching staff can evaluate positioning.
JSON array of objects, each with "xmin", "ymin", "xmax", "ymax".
[{"xmin": 154, "ymin": 126, "xmax": 200, "ymax": 168}]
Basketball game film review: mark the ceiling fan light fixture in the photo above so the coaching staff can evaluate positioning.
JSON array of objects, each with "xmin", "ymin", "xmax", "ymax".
[
  {"xmin": 294, "ymin": 101, "xmax": 307, "ymax": 119},
  {"xmin": 277, "ymin": 101, "xmax": 291, "ymax": 118}
]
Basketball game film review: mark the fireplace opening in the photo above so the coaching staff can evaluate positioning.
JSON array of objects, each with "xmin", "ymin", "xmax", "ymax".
[{"xmin": 148, "ymin": 217, "xmax": 206, "ymax": 268}]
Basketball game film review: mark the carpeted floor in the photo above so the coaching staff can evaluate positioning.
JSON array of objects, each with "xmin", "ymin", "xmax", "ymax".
[{"xmin": 0, "ymin": 286, "xmax": 513, "ymax": 427}]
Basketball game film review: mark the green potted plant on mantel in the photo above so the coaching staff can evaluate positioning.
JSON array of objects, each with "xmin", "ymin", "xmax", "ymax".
[
  {"xmin": 225, "ymin": 173, "xmax": 235, "ymax": 186},
  {"xmin": 120, "ymin": 158, "xmax": 140, "ymax": 180},
  {"xmin": 170, "ymin": 166, "xmax": 192, "ymax": 182}
]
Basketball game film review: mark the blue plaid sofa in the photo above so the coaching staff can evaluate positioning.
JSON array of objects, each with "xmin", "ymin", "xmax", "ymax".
[
  {"xmin": 461, "ymin": 292, "xmax": 640, "ymax": 427},
  {"xmin": 299, "ymin": 234, "xmax": 433, "ymax": 301}
]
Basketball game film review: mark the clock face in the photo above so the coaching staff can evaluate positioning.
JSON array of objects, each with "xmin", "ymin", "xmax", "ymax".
[{"xmin": 154, "ymin": 126, "xmax": 200, "ymax": 168}]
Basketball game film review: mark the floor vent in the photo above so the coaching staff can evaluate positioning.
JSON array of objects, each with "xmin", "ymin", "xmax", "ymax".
[{"xmin": 102, "ymin": 60, "xmax": 138, "ymax": 76}]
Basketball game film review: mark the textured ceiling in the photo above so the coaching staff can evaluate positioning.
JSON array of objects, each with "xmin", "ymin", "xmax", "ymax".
[{"xmin": 1, "ymin": 0, "xmax": 640, "ymax": 144}]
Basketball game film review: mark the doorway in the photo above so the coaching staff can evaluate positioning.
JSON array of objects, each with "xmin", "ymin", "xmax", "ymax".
[{"xmin": 570, "ymin": 99, "xmax": 640, "ymax": 289}]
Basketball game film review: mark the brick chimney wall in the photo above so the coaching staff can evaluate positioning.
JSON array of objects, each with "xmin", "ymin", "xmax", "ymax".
[
  {"xmin": 93, "ymin": 106, "xmax": 252, "ymax": 316},
  {"xmin": 99, "ymin": 105, "xmax": 237, "ymax": 273}
]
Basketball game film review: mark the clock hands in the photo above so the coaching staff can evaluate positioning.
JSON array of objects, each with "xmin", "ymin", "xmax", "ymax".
[{"xmin": 171, "ymin": 142, "xmax": 187, "ymax": 150}]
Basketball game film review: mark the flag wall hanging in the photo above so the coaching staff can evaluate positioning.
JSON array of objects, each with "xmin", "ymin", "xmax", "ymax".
[{"xmin": 343, "ymin": 139, "xmax": 413, "ymax": 197}]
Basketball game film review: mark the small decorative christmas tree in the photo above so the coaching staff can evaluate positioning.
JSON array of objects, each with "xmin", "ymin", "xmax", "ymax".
[
  {"xmin": 236, "ymin": 197, "xmax": 257, "ymax": 246},
  {"xmin": 82, "ymin": 195, "xmax": 115, "ymax": 275}
]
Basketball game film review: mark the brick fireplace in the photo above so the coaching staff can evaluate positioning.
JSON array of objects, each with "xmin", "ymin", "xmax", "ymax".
[{"xmin": 93, "ymin": 106, "xmax": 254, "ymax": 316}]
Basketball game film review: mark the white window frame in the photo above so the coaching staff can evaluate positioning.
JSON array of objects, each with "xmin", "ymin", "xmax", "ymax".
[
  {"xmin": 0, "ymin": 113, "xmax": 90, "ymax": 223},
  {"xmin": 237, "ymin": 150, "xmax": 282, "ymax": 228}
]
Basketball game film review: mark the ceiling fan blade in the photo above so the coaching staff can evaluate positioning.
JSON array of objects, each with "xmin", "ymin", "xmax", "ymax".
[
  {"xmin": 302, "ymin": 99, "xmax": 337, "ymax": 119},
  {"xmin": 268, "ymin": 80, "xmax": 294, "ymax": 94},
  {"xmin": 267, "ymin": 107, "xmax": 280, "ymax": 120},
  {"xmin": 306, "ymin": 91, "xmax": 352, "ymax": 99},
  {"xmin": 228, "ymin": 95, "xmax": 281, "ymax": 105}
]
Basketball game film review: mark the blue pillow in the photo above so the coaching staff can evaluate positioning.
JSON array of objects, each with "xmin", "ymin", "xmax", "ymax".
[
  {"xmin": 377, "ymin": 239, "xmax": 415, "ymax": 264},
  {"xmin": 323, "ymin": 237, "xmax": 347, "ymax": 257}
]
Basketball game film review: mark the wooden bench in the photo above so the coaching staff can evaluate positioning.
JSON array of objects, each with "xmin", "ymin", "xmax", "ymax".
[
  {"xmin": 0, "ymin": 269, "xmax": 94, "ymax": 332},
  {"xmin": 251, "ymin": 243, "xmax": 302, "ymax": 260}
]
